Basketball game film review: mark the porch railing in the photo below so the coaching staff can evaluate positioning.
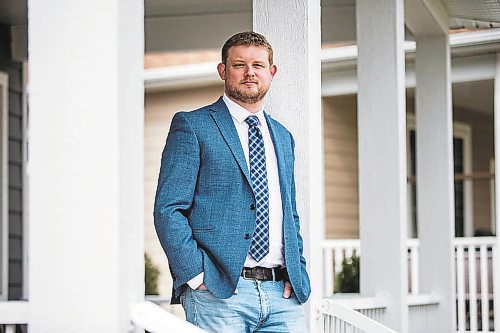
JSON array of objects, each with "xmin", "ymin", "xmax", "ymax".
[
  {"xmin": 320, "ymin": 297, "xmax": 396, "ymax": 333},
  {"xmin": 323, "ymin": 236, "xmax": 498, "ymax": 332},
  {"xmin": 454, "ymin": 237, "xmax": 496, "ymax": 332},
  {"xmin": 0, "ymin": 301, "xmax": 29, "ymax": 332}
]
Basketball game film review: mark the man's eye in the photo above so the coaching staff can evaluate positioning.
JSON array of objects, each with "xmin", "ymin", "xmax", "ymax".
[
  {"xmin": 254, "ymin": 64, "xmax": 264, "ymax": 68},
  {"xmin": 234, "ymin": 64, "xmax": 245, "ymax": 68}
]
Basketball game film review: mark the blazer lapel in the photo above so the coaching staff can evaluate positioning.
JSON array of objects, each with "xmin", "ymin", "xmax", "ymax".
[{"xmin": 209, "ymin": 98, "xmax": 252, "ymax": 187}]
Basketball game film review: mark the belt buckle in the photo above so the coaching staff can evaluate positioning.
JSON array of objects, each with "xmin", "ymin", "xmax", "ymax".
[
  {"xmin": 255, "ymin": 268, "xmax": 265, "ymax": 280},
  {"xmin": 242, "ymin": 268, "xmax": 252, "ymax": 280}
]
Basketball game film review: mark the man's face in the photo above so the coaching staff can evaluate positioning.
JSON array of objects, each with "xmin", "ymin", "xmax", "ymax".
[{"xmin": 217, "ymin": 45, "xmax": 277, "ymax": 105}]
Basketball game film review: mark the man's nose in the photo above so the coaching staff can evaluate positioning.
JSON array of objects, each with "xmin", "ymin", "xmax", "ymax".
[{"xmin": 244, "ymin": 66, "xmax": 255, "ymax": 76}]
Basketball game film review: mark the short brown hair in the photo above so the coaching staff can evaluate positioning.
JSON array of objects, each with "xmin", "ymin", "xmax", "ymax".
[{"xmin": 221, "ymin": 31, "xmax": 274, "ymax": 65}]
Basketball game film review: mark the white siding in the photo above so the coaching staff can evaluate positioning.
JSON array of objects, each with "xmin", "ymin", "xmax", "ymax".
[{"xmin": 323, "ymin": 95, "xmax": 358, "ymax": 239}]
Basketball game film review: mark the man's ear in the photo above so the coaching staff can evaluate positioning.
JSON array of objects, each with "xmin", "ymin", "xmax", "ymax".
[
  {"xmin": 270, "ymin": 64, "xmax": 277, "ymax": 79},
  {"xmin": 217, "ymin": 63, "xmax": 226, "ymax": 80}
]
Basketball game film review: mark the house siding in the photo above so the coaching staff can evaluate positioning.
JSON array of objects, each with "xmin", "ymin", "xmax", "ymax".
[
  {"xmin": 0, "ymin": 23, "xmax": 24, "ymax": 300},
  {"xmin": 323, "ymin": 95, "xmax": 359, "ymax": 239}
]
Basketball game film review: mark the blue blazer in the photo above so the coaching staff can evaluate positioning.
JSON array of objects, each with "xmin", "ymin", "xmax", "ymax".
[{"xmin": 154, "ymin": 97, "xmax": 311, "ymax": 304}]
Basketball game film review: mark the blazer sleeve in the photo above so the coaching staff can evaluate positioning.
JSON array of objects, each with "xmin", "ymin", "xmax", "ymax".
[{"xmin": 153, "ymin": 112, "xmax": 203, "ymax": 287}]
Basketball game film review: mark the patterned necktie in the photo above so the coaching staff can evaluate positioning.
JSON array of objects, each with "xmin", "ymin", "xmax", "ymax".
[{"xmin": 245, "ymin": 115, "xmax": 269, "ymax": 262}]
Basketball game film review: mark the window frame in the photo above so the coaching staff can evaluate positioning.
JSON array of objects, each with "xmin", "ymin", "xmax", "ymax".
[{"xmin": 406, "ymin": 114, "xmax": 473, "ymax": 238}]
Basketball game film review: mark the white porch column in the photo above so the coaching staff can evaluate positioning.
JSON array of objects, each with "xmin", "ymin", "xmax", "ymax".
[
  {"xmin": 357, "ymin": 1, "xmax": 408, "ymax": 332},
  {"xmin": 494, "ymin": 52, "xmax": 500, "ymax": 331},
  {"xmin": 28, "ymin": 1, "xmax": 144, "ymax": 332},
  {"xmin": 406, "ymin": 1, "xmax": 456, "ymax": 331},
  {"xmin": 253, "ymin": 1, "xmax": 323, "ymax": 332},
  {"xmin": 414, "ymin": 36, "xmax": 456, "ymax": 333}
]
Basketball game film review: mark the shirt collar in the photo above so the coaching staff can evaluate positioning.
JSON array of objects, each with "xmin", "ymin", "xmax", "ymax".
[{"xmin": 223, "ymin": 94, "xmax": 266, "ymax": 125}]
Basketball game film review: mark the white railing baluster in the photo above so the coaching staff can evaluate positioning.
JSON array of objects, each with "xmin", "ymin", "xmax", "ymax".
[
  {"xmin": 335, "ymin": 247, "xmax": 344, "ymax": 281},
  {"xmin": 457, "ymin": 245, "xmax": 466, "ymax": 332},
  {"xmin": 493, "ymin": 244, "xmax": 499, "ymax": 333},
  {"xmin": 468, "ymin": 245, "xmax": 478, "ymax": 331},
  {"xmin": 324, "ymin": 247, "xmax": 334, "ymax": 296},
  {"xmin": 480, "ymin": 244, "xmax": 489, "ymax": 332},
  {"xmin": 5, "ymin": 325, "xmax": 15, "ymax": 333},
  {"xmin": 345, "ymin": 247, "xmax": 354, "ymax": 260}
]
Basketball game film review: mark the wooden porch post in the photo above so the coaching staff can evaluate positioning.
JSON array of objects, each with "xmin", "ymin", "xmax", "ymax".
[
  {"xmin": 356, "ymin": 1, "xmax": 408, "ymax": 331},
  {"xmin": 253, "ymin": 1, "xmax": 324, "ymax": 331},
  {"xmin": 406, "ymin": 1, "xmax": 456, "ymax": 331},
  {"xmin": 28, "ymin": 1, "xmax": 144, "ymax": 331}
]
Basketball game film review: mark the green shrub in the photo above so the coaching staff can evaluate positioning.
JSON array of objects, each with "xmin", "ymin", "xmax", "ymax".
[
  {"xmin": 145, "ymin": 253, "xmax": 160, "ymax": 295},
  {"xmin": 334, "ymin": 255, "xmax": 360, "ymax": 293}
]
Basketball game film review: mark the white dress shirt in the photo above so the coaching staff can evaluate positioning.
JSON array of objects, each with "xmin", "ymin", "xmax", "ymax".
[{"xmin": 187, "ymin": 95, "xmax": 284, "ymax": 289}]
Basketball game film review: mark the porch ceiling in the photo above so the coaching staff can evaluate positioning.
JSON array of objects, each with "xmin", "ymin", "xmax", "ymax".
[
  {"xmin": 1, "ymin": 0, "xmax": 500, "ymax": 52},
  {"xmin": 145, "ymin": 0, "xmax": 500, "ymax": 52}
]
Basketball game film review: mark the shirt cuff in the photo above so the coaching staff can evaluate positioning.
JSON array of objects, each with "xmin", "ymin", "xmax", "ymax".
[{"xmin": 187, "ymin": 272, "xmax": 204, "ymax": 290}]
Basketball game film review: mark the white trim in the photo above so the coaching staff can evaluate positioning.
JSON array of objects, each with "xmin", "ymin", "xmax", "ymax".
[
  {"xmin": 322, "ymin": 29, "xmax": 500, "ymax": 65},
  {"xmin": 456, "ymin": 122, "xmax": 474, "ymax": 237},
  {"xmin": 407, "ymin": 115, "xmax": 473, "ymax": 237},
  {"xmin": 326, "ymin": 295, "xmax": 388, "ymax": 310},
  {"xmin": 144, "ymin": 61, "xmax": 220, "ymax": 92},
  {"xmin": 322, "ymin": 53, "xmax": 497, "ymax": 98},
  {"xmin": 494, "ymin": 52, "xmax": 500, "ymax": 332},
  {"xmin": 407, "ymin": 294, "xmax": 440, "ymax": 307},
  {"xmin": 320, "ymin": 41, "xmax": 415, "ymax": 64},
  {"xmin": 22, "ymin": 61, "xmax": 29, "ymax": 300},
  {"xmin": 451, "ymin": 29, "xmax": 500, "ymax": 48},
  {"xmin": 0, "ymin": 72, "xmax": 9, "ymax": 301},
  {"xmin": 0, "ymin": 300, "xmax": 29, "ymax": 324},
  {"xmin": 491, "ymin": 158, "xmax": 495, "ymax": 235},
  {"xmin": 406, "ymin": 123, "xmax": 415, "ymax": 238}
]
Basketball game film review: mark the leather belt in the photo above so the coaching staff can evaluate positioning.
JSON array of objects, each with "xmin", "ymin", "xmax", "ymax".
[{"xmin": 241, "ymin": 266, "xmax": 289, "ymax": 282}]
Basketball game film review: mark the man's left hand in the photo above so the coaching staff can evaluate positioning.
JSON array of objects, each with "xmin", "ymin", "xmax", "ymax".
[{"xmin": 282, "ymin": 281, "xmax": 293, "ymax": 299}]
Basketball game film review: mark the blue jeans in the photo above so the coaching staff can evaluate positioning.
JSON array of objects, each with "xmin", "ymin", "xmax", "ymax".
[{"xmin": 181, "ymin": 277, "xmax": 307, "ymax": 333}]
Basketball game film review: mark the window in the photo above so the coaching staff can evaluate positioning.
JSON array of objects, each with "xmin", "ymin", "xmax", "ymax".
[{"xmin": 407, "ymin": 115, "xmax": 472, "ymax": 238}]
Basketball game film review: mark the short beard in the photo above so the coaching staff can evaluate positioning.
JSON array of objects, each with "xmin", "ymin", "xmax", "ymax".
[{"xmin": 226, "ymin": 85, "xmax": 267, "ymax": 104}]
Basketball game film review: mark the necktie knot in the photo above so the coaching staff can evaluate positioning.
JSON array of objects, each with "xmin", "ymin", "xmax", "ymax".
[{"xmin": 245, "ymin": 115, "xmax": 260, "ymax": 128}]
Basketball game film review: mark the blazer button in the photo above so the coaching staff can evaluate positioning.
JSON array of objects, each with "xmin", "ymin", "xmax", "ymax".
[
  {"xmin": 250, "ymin": 204, "xmax": 256, "ymax": 210},
  {"xmin": 244, "ymin": 233, "xmax": 251, "ymax": 240}
]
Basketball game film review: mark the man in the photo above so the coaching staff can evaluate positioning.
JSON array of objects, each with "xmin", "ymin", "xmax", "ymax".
[{"xmin": 154, "ymin": 31, "xmax": 310, "ymax": 332}]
